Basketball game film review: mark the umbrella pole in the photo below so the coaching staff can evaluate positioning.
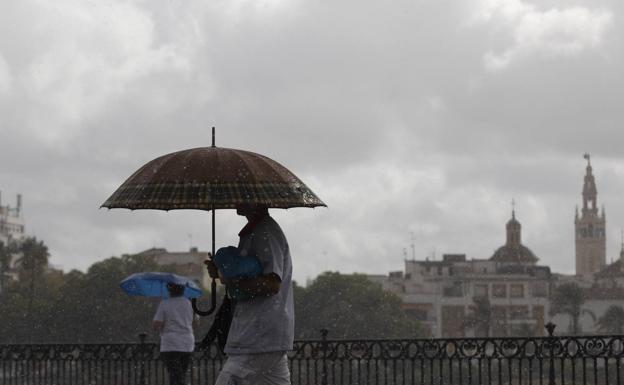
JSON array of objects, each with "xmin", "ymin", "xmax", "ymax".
[
  {"xmin": 211, "ymin": 208, "xmax": 217, "ymax": 307},
  {"xmin": 191, "ymin": 208, "xmax": 218, "ymax": 316}
]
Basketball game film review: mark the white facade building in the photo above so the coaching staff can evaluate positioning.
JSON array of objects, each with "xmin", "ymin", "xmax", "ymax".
[
  {"xmin": 372, "ymin": 156, "xmax": 624, "ymax": 337},
  {"xmin": 372, "ymin": 211, "xmax": 551, "ymax": 338},
  {"xmin": 0, "ymin": 193, "xmax": 25, "ymax": 244},
  {"xmin": 0, "ymin": 193, "xmax": 26, "ymax": 291}
]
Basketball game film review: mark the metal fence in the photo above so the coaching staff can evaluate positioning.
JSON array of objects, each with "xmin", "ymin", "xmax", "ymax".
[{"xmin": 1, "ymin": 323, "xmax": 624, "ymax": 385}]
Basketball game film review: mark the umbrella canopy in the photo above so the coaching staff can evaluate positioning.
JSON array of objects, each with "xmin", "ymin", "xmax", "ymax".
[
  {"xmin": 101, "ymin": 146, "xmax": 326, "ymax": 210},
  {"xmin": 120, "ymin": 272, "xmax": 202, "ymax": 299},
  {"xmin": 103, "ymin": 132, "xmax": 326, "ymax": 316}
]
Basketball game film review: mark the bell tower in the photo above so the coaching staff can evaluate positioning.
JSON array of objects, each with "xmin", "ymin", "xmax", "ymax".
[
  {"xmin": 575, "ymin": 154, "xmax": 606, "ymax": 277},
  {"xmin": 506, "ymin": 203, "xmax": 521, "ymax": 246}
]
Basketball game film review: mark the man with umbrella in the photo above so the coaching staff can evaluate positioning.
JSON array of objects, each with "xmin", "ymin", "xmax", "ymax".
[
  {"xmin": 103, "ymin": 130, "xmax": 325, "ymax": 384},
  {"xmin": 207, "ymin": 203, "xmax": 294, "ymax": 385}
]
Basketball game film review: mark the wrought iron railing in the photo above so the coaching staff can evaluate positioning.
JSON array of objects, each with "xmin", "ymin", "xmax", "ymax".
[{"xmin": 1, "ymin": 323, "xmax": 624, "ymax": 385}]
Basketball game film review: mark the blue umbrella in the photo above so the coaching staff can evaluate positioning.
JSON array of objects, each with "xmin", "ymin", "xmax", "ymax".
[{"xmin": 120, "ymin": 272, "xmax": 202, "ymax": 299}]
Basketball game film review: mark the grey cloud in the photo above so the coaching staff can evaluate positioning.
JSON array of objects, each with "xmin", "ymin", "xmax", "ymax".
[{"xmin": 1, "ymin": 0, "xmax": 623, "ymax": 283}]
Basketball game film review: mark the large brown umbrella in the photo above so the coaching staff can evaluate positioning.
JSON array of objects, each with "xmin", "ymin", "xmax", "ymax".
[
  {"xmin": 102, "ymin": 129, "xmax": 326, "ymax": 315},
  {"xmin": 102, "ymin": 147, "xmax": 325, "ymax": 210}
]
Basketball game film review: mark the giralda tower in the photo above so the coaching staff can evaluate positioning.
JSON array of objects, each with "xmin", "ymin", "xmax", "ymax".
[{"xmin": 575, "ymin": 154, "xmax": 606, "ymax": 277}]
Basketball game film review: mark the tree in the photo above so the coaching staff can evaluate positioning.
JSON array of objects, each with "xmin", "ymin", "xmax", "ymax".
[
  {"xmin": 464, "ymin": 296, "xmax": 493, "ymax": 337},
  {"xmin": 16, "ymin": 237, "xmax": 50, "ymax": 280},
  {"xmin": 0, "ymin": 251, "xmax": 216, "ymax": 344},
  {"xmin": 597, "ymin": 305, "xmax": 624, "ymax": 334},
  {"xmin": 550, "ymin": 282, "xmax": 586, "ymax": 334},
  {"xmin": 45, "ymin": 253, "xmax": 215, "ymax": 343},
  {"xmin": 14, "ymin": 237, "xmax": 50, "ymax": 342},
  {"xmin": 0, "ymin": 240, "xmax": 12, "ymax": 292},
  {"xmin": 294, "ymin": 272, "xmax": 426, "ymax": 339},
  {"xmin": 50, "ymin": 254, "xmax": 164, "ymax": 343},
  {"xmin": 0, "ymin": 267, "xmax": 62, "ymax": 342}
]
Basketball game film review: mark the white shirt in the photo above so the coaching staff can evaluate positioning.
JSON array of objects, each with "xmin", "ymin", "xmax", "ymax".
[
  {"xmin": 225, "ymin": 215, "xmax": 295, "ymax": 354},
  {"xmin": 153, "ymin": 296, "xmax": 195, "ymax": 352}
]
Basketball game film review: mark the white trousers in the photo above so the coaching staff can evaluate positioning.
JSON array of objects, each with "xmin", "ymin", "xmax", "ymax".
[{"xmin": 215, "ymin": 352, "xmax": 291, "ymax": 385}]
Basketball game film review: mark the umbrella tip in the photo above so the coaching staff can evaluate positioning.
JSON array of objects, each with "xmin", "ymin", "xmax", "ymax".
[{"xmin": 212, "ymin": 126, "xmax": 216, "ymax": 147}]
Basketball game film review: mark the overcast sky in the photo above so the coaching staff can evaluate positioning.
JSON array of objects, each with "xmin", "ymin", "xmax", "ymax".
[{"xmin": 1, "ymin": 0, "xmax": 623, "ymax": 284}]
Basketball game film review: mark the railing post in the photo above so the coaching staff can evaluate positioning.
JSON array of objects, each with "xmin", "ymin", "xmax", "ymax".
[
  {"xmin": 320, "ymin": 329, "xmax": 328, "ymax": 385},
  {"xmin": 138, "ymin": 332, "xmax": 147, "ymax": 385},
  {"xmin": 545, "ymin": 322, "xmax": 556, "ymax": 385}
]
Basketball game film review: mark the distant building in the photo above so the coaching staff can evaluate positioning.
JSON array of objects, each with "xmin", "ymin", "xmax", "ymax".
[
  {"xmin": 552, "ymin": 237, "xmax": 624, "ymax": 334},
  {"xmin": 372, "ymin": 155, "xmax": 624, "ymax": 337},
  {"xmin": 594, "ymin": 243, "xmax": 624, "ymax": 289},
  {"xmin": 0, "ymin": 193, "xmax": 25, "ymax": 291},
  {"xmin": 0, "ymin": 193, "xmax": 25, "ymax": 244},
  {"xmin": 371, "ymin": 211, "xmax": 551, "ymax": 338},
  {"xmin": 575, "ymin": 154, "xmax": 606, "ymax": 278},
  {"xmin": 550, "ymin": 265, "xmax": 624, "ymax": 334},
  {"xmin": 134, "ymin": 247, "xmax": 210, "ymax": 288},
  {"xmin": 549, "ymin": 155, "xmax": 624, "ymax": 334}
]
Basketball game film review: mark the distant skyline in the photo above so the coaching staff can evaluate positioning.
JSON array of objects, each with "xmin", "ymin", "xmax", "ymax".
[{"xmin": 1, "ymin": 0, "xmax": 623, "ymax": 284}]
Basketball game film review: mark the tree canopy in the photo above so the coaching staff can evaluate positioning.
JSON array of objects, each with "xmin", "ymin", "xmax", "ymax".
[
  {"xmin": 0, "ymin": 249, "xmax": 216, "ymax": 343},
  {"xmin": 0, "ymin": 242, "xmax": 425, "ymax": 343},
  {"xmin": 550, "ymin": 282, "xmax": 586, "ymax": 334},
  {"xmin": 464, "ymin": 296, "xmax": 493, "ymax": 337},
  {"xmin": 597, "ymin": 305, "xmax": 624, "ymax": 334},
  {"xmin": 294, "ymin": 272, "xmax": 426, "ymax": 339},
  {"xmin": 0, "ymin": 240, "xmax": 15, "ymax": 291}
]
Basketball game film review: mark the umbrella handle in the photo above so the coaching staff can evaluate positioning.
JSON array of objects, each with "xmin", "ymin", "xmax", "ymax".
[{"xmin": 192, "ymin": 278, "xmax": 217, "ymax": 316}]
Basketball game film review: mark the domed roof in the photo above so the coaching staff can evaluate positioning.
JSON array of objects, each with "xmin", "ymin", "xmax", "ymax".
[
  {"xmin": 491, "ymin": 244, "xmax": 538, "ymax": 264},
  {"xmin": 490, "ymin": 208, "xmax": 538, "ymax": 264}
]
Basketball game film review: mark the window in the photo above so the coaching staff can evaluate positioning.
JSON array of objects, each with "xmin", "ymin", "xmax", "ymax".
[
  {"xmin": 474, "ymin": 284, "xmax": 488, "ymax": 298},
  {"xmin": 509, "ymin": 306, "xmax": 529, "ymax": 319},
  {"xmin": 492, "ymin": 284, "xmax": 507, "ymax": 298},
  {"xmin": 443, "ymin": 283, "xmax": 463, "ymax": 297},
  {"xmin": 510, "ymin": 284, "xmax": 524, "ymax": 298},
  {"xmin": 530, "ymin": 282, "xmax": 548, "ymax": 297}
]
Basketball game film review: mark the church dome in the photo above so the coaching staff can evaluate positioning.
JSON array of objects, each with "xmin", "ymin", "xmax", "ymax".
[
  {"xmin": 491, "ymin": 244, "xmax": 538, "ymax": 264},
  {"xmin": 490, "ymin": 209, "xmax": 539, "ymax": 264}
]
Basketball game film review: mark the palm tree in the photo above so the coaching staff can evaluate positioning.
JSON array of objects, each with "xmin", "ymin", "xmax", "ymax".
[
  {"xmin": 15, "ymin": 237, "xmax": 49, "ymax": 342},
  {"xmin": 0, "ymin": 240, "xmax": 20, "ymax": 292},
  {"xmin": 0, "ymin": 241, "xmax": 10, "ymax": 292},
  {"xmin": 17, "ymin": 237, "xmax": 49, "ymax": 280},
  {"xmin": 464, "ymin": 296, "xmax": 493, "ymax": 337},
  {"xmin": 597, "ymin": 305, "xmax": 624, "ymax": 334},
  {"xmin": 549, "ymin": 282, "xmax": 585, "ymax": 334}
]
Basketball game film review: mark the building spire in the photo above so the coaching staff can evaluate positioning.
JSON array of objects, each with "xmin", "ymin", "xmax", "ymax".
[
  {"xmin": 506, "ymin": 201, "xmax": 521, "ymax": 246},
  {"xmin": 575, "ymin": 154, "xmax": 606, "ymax": 276},
  {"xmin": 582, "ymin": 153, "xmax": 598, "ymax": 215},
  {"xmin": 620, "ymin": 229, "xmax": 624, "ymax": 262}
]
